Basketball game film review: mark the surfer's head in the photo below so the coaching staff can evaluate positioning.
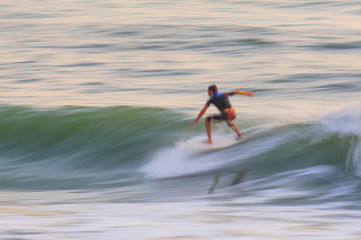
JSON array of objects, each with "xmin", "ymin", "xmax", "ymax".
[{"xmin": 208, "ymin": 84, "xmax": 218, "ymax": 96}]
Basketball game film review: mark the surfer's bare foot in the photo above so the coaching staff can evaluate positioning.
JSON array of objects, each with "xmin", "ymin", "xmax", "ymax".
[
  {"xmin": 236, "ymin": 133, "xmax": 245, "ymax": 140},
  {"xmin": 203, "ymin": 139, "xmax": 213, "ymax": 145}
]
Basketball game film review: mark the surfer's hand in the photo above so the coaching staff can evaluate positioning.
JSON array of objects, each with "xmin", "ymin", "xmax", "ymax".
[
  {"xmin": 247, "ymin": 92, "xmax": 254, "ymax": 97},
  {"xmin": 189, "ymin": 121, "xmax": 197, "ymax": 129}
]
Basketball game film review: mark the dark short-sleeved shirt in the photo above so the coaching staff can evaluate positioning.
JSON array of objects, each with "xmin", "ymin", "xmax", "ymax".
[{"xmin": 206, "ymin": 92, "xmax": 235, "ymax": 112}]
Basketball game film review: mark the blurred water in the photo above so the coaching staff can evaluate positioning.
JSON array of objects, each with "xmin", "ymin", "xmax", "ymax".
[
  {"xmin": 1, "ymin": 0, "xmax": 361, "ymax": 239},
  {"xmin": 2, "ymin": 0, "xmax": 361, "ymax": 112}
]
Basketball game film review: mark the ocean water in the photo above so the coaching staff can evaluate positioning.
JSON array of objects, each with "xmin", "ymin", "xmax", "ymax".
[{"xmin": 1, "ymin": 0, "xmax": 361, "ymax": 239}]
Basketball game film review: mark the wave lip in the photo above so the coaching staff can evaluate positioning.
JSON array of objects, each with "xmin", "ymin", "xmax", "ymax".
[{"xmin": 319, "ymin": 104, "xmax": 361, "ymax": 177}]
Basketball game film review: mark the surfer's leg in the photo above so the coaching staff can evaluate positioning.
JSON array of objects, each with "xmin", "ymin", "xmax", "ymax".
[
  {"xmin": 204, "ymin": 118, "xmax": 212, "ymax": 144},
  {"xmin": 227, "ymin": 122, "xmax": 244, "ymax": 139},
  {"xmin": 228, "ymin": 122, "xmax": 240, "ymax": 135},
  {"xmin": 224, "ymin": 111, "xmax": 243, "ymax": 139},
  {"xmin": 205, "ymin": 114, "xmax": 222, "ymax": 144}
]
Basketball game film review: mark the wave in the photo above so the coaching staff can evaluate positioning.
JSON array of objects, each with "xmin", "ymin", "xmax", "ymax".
[
  {"xmin": 0, "ymin": 104, "xmax": 187, "ymax": 163},
  {"xmin": 141, "ymin": 105, "xmax": 361, "ymax": 180},
  {"xmin": 1, "ymin": 104, "xmax": 361, "ymax": 194},
  {"xmin": 0, "ymin": 105, "xmax": 187, "ymax": 190},
  {"xmin": 139, "ymin": 105, "xmax": 361, "ymax": 203}
]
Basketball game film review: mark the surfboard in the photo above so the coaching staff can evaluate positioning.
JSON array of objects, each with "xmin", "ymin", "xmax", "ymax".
[{"xmin": 176, "ymin": 135, "xmax": 244, "ymax": 152}]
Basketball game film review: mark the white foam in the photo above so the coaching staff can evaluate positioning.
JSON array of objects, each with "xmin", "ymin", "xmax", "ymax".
[
  {"xmin": 140, "ymin": 133, "xmax": 244, "ymax": 179},
  {"xmin": 140, "ymin": 130, "xmax": 283, "ymax": 179},
  {"xmin": 319, "ymin": 103, "xmax": 361, "ymax": 136},
  {"xmin": 319, "ymin": 104, "xmax": 361, "ymax": 176},
  {"xmin": 140, "ymin": 146, "xmax": 227, "ymax": 179}
]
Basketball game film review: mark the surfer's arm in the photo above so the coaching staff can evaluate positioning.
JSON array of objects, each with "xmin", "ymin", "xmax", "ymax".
[
  {"xmin": 189, "ymin": 104, "xmax": 209, "ymax": 128},
  {"xmin": 232, "ymin": 90, "xmax": 254, "ymax": 97}
]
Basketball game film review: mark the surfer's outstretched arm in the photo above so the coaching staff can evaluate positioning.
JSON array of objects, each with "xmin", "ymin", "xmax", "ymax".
[
  {"xmin": 189, "ymin": 104, "xmax": 208, "ymax": 128},
  {"xmin": 233, "ymin": 90, "xmax": 254, "ymax": 97}
]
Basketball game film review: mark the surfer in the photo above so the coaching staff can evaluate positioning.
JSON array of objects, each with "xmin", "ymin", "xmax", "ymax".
[{"xmin": 189, "ymin": 84, "xmax": 254, "ymax": 144}]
